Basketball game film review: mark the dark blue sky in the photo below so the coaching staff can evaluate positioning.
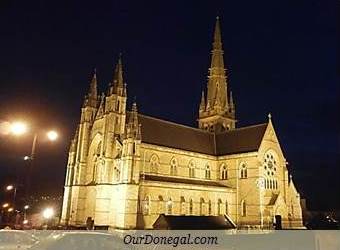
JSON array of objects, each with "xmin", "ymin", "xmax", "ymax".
[{"xmin": 0, "ymin": 0, "xmax": 338, "ymax": 210}]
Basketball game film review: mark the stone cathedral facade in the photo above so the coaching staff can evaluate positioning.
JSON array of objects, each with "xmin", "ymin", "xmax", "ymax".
[{"xmin": 61, "ymin": 18, "xmax": 303, "ymax": 229}]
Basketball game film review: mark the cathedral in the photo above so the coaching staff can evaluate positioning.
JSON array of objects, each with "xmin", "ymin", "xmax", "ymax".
[{"xmin": 61, "ymin": 18, "xmax": 303, "ymax": 229}]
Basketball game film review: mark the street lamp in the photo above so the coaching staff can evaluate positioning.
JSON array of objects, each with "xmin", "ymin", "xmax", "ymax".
[
  {"xmin": 5, "ymin": 185, "xmax": 17, "ymax": 208},
  {"xmin": 23, "ymin": 205, "xmax": 29, "ymax": 220},
  {"xmin": 10, "ymin": 122, "xmax": 28, "ymax": 136},
  {"xmin": 7, "ymin": 207, "xmax": 14, "ymax": 212},
  {"xmin": 47, "ymin": 130, "xmax": 58, "ymax": 141},
  {"xmin": 2, "ymin": 203, "xmax": 9, "ymax": 208}
]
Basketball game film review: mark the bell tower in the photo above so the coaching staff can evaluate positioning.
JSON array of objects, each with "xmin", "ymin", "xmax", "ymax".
[{"xmin": 198, "ymin": 17, "xmax": 236, "ymax": 132}]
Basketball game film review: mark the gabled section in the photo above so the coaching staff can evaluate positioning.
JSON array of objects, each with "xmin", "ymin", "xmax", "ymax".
[{"xmin": 258, "ymin": 114, "xmax": 285, "ymax": 159}]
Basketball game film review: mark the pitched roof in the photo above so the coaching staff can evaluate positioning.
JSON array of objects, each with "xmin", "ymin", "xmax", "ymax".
[
  {"xmin": 153, "ymin": 214, "xmax": 236, "ymax": 229},
  {"xmin": 128, "ymin": 113, "xmax": 268, "ymax": 156},
  {"xmin": 215, "ymin": 123, "xmax": 268, "ymax": 155},
  {"xmin": 142, "ymin": 174, "xmax": 231, "ymax": 188}
]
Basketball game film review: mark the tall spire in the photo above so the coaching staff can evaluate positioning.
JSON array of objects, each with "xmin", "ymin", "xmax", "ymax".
[
  {"xmin": 84, "ymin": 69, "xmax": 98, "ymax": 108},
  {"xmin": 108, "ymin": 54, "xmax": 126, "ymax": 96},
  {"xmin": 198, "ymin": 17, "xmax": 236, "ymax": 131},
  {"xmin": 113, "ymin": 54, "xmax": 124, "ymax": 89},
  {"xmin": 207, "ymin": 16, "xmax": 228, "ymax": 111},
  {"xmin": 90, "ymin": 69, "xmax": 98, "ymax": 98},
  {"xmin": 213, "ymin": 16, "xmax": 222, "ymax": 51}
]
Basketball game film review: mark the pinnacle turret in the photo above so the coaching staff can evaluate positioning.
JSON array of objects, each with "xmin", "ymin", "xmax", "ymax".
[
  {"xmin": 83, "ymin": 69, "xmax": 98, "ymax": 108},
  {"xmin": 125, "ymin": 102, "xmax": 141, "ymax": 139},
  {"xmin": 229, "ymin": 91, "xmax": 235, "ymax": 113},
  {"xmin": 199, "ymin": 91, "xmax": 206, "ymax": 112}
]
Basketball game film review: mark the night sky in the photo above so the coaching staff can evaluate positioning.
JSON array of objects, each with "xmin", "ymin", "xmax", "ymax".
[{"xmin": 0, "ymin": 0, "xmax": 338, "ymax": 210}]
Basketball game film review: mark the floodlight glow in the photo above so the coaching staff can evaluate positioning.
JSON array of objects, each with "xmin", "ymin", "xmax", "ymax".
[
  {"xmin": 47, "ymin": 130, "xmax": 58, "ymax": 141},
  {"xmin": 10, "ymin": 122, "xmax": 27, "ymax": 136},
  {"xmin": 42, "ymin": 207, "xmax": 54, "ymax": 219}
]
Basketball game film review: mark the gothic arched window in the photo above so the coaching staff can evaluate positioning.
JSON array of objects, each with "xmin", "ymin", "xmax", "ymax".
[
  {"xmin": 240, "ymin": 163, "xmax": 248, "ymax": 179},
  {"xmin": 225, "ymin": 200, "xmax": 229, "ymax": 215},
  {"xmin": 205, "ymin": 165, "xmax": 211, "ymax": 179},
  {"xmin": 150, "ymin": 154, "xmax": 159, "ymax": 174},
  {"xmin": 189, "ymin": 199, "xmax": 194, "ymax": 215},
  {"xmin": 180, "ymin": 196, "xmax": 186, "ymax": 215},
  {"xmin": 241, "ymin": 200, "xmax": 247, "ymax": 217},
  {"xmin": 200, "ymin": 198, "xmax": 205, "ymax": 215},
  {"xmin": 166, "ymin": 198, "xmax": 173, "ymax": 215},
  {"xmin": 220, "ymin": 164, "xmax": 228, "ymax": 180},
  {"xmin": 208, "ymin": 200, "xmax": 212, "ymax": 215},
  {"xmin": 170, "ymin": 158, "xmax": 177, "ymax": 176},
  {"xmin": 189, "ymin": 160, "xmax": 195, "ymax": 178},
  {"xmin": 217, "ymin": 199, "xmax": 223, "ymax": 215}
]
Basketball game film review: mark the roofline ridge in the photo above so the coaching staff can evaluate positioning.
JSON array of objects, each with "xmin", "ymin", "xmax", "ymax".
[
  {"xmin": 216, "ymin": 122, "xmax": 268, "ymax": 135},
  {"xmin": 137, "ymin": 113, "xmax": 214, "ymax": 134}
]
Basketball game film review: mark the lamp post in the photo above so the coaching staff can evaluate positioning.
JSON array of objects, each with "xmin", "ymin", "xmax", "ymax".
[
  {"xmin": 9, "ymin": 121, "xmax": 59, "ymax": 202},
  {"xmin": 5, "ymin": 185, "xmax": 17, "ymax": 208},
  {"xmin": 23, "ymin": 205, "xmax": 29, "ymax": 220}
]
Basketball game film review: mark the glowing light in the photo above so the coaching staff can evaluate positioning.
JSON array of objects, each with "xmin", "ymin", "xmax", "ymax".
[
  {"xmin": 23, "ymin": 219, "xmax": 28, "ymax": 225},
  {"xmin": 42, "ymin": 207, "xmax": 54, "ymax": 219},
  {"xmin": 47, "ymin": 130, "xmax": 58, "ymax": 141},
  {"xmin": 10, "ymin": 122, "xmax": 27, "ymax": 136},
  {"xmin": 24, "ymin": 205, "xmax": 29, "ymax": 210},
  {"xmin": 24, "ymin": 156, "xmax": 31, "ymax": 161},
  {"xmin": 8, "ymin": 207, "xmax": 14, "ymax": 212},
  {"xmin": 2, "ymin": 203, "xmax": 9, "ymax": 208},
  {"xmin": 0, "ymin": 121, "xmax": 11, "ymax": 135},
  {"xmin": 6, "ymin": 185, "xmax": 14, "ymax": 191}
]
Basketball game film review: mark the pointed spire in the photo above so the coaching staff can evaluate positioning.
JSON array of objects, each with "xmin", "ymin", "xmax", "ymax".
[
  {"xmin": 199, "ymin": 91, "xmax": 206, "ymax": 112},
  {"xmin": 90, "ymin": 69, "xmax": 98, "ymax": 98},
  {"xmin": 213, "ymin": 16, "xmax": 222, "ymax": 51},
  {"xmin": 206, "ymin": 17, "xmax": 228, "ymax": 112},
  {"xmin": 84, "ymin": 69, "xmax": 98, "ymax": 108},
  {"xmin": 113, "ymin": 54, "xmax": 124, "ymax": 87}
]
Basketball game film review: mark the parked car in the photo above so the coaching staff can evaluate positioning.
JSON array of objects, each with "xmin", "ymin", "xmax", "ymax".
[
  {"xmin": 0, "ymin": 230, "xmax": 38, "ymax": 250},
  {"xmin": 28, "ymin": 231, "xmax": 133, "ymax": 250}
]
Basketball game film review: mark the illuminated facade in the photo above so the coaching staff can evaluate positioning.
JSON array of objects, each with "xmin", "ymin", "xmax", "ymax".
[{"xmin": 61, "ymin": 18, "xmax": 303, "ymax": 229}]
